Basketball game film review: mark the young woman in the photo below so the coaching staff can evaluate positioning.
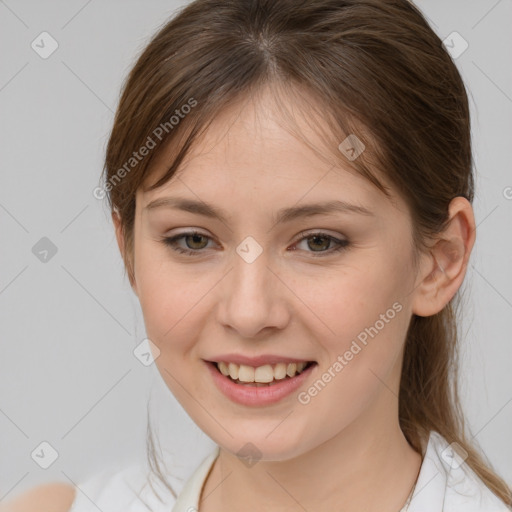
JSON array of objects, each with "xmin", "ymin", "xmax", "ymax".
[{"xmin": 5, "ymin": 0, "xmax": 511, "ymax": 511}]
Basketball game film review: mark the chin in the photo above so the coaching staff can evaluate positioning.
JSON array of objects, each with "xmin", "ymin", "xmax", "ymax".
[{"xmin": 214, "ymin": 428, "xmax": 310, "ymax": 462}]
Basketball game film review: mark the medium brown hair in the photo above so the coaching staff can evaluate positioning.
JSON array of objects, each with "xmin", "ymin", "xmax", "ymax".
[{"xmin": 101, "ymin": 0, "xmax": 512, "ymax": 505}]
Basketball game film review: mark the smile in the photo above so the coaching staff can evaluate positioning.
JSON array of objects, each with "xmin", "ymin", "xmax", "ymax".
[
  {"xmin": 205, "ymin": 360, "xmax": 318, "ymax": 406},
  {"xmin": 215, "ymin": 361, "xmax": 313, "ymax": 385}
]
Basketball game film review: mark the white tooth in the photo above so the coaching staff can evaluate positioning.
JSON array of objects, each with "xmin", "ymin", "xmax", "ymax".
[
  {"xmin": 218, "ymin": 361, "xmax": 230, "ymax": 376},
  {"xmin": 286, "ymin": 362, "xmax": 297, "ymax": 377},
  {"xmin": 228, "ymin": 363, "xmax": 239, "ymax": 380},
  {"xmin": 254, "ymin": 364, "xmax": 274, "ymax": 383},
  {"xmin": 296, "ymin": 362, "xmax": 307, "ymax": 373},
  {"xmin": 222, "ymin": 361, "xmax": 309, "ymax": 382},
  {"xmin": 273, "ymin": 363, "xmax": 287, "ymax": 380},
  {"xmin": 238, "ymin": 364, "xmax": 255, "ymax": 382}
]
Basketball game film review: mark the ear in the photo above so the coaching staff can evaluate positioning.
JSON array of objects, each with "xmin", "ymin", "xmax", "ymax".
[
  {"xmin": 112, "ymin": 209, "xmax": 138, "ymax": 296},
  {"xmin": 411, "ymin": 196, "xmax": 476, "ymax": 317}
]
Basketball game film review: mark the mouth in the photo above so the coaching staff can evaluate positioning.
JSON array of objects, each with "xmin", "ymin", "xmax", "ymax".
[
  {"xmin": 210, "ymin": 360, "xmax": 317, "ymax": 386},
  {"xmin": 204, "ymin": 359, "xmax": 318, "ymax": 406}
]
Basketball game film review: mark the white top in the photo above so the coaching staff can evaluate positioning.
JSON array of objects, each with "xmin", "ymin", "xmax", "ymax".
[{"xmin": 69, "ymin": 431, "xmax": 511, "ymax": 512}]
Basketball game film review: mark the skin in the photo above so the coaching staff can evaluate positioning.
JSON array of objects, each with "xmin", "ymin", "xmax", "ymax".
[
  {"xmin": 113, "ymin": 86, "xmax": 476, "ymax": 512},
  {"xmin": 0, "ymin": 483, "xmax": 76, "ymax": 512}
]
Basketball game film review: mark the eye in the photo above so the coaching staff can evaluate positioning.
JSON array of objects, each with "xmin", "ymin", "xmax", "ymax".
[
  {"xmin": 161, "ymin": 230, "xmax": 212, "ymax": 256},
  {"xmin": 291, "ymin": 231, "xmax": 350, "ymax": 257},
  {"xmin": 160, "ymin": 230, "xmax": 350, "ymax": 257}
]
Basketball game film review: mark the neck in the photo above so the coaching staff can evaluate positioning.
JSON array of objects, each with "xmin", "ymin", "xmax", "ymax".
[{"xmin": 199, "ymin": 393, "xmax": 423, "ymax": 512}]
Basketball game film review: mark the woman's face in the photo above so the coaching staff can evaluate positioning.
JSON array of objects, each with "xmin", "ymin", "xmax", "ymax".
[{"xmin": 125, "ymin": 90, "xmax": 427, "ymax": 460}]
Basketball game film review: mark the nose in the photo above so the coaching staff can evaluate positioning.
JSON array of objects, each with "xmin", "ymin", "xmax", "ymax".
[{"xmin": 217, "ymin": 245, "xmax": 290, "ymax": 338}]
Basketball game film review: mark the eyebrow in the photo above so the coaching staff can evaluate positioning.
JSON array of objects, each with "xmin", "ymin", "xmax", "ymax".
[{"xmin": 144, "ymin": 197, "xmax": 375, "ymax": 224}]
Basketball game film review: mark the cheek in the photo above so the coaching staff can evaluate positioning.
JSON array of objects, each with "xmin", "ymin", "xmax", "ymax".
[
  {"xmin": 134, "ymin": 246, "xmax": 222, "ymax": 360},
  {"xmin": 134, "ymin": 247, "xmax": 189, "ymax": 345},
  {"xmin": 295, "ymin": 276, "xmax": 407, "ymax": 436},
  {"xmin": 302, "ymin": 259, "xmax": 404, "ymax": 336},
  {"xmin": 298, "ymin": 259, "xmax": 408, "ymax": 389}
]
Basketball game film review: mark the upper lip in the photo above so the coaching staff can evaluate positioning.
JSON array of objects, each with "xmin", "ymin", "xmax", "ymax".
[{"xmin": 206, "ymin": 354, "xmax": 316, "ymax": 367}]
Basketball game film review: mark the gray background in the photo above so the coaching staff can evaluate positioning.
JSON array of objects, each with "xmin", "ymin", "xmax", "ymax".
[{"xmin": 1, "ymin": 0, "xmax": 511, "ymax": 501}]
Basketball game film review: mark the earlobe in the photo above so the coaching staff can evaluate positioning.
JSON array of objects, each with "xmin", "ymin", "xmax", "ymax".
[{"xmin": 411, "ymin": 197, "xmax": 476, "ymax": 317}]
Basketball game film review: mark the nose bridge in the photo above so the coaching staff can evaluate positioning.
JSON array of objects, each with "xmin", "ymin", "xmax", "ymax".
[
  {"xmin": 219, "ymin": 235, "xmax": 287, "ymax": 336},
  {"xmin": 232, "ymin": 235, "xmax": 274, "ymax": 307}
]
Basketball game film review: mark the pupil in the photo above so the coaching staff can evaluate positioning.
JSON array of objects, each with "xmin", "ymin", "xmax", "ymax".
[
  {"xmin": 188, "ymin": 234, "xmax": 206, "ymax": 249},
  {"xmin": 309, "ymin": 236, "xmax": 328, "ymax": 251}
]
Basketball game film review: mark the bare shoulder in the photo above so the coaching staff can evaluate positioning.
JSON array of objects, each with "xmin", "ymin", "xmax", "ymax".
[{"xmin": 0, "ymin": 482, "xmax": 76, "ymax": 512}]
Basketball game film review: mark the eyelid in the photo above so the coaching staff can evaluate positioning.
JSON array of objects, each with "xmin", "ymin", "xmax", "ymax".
[
  {"xmin": 161, "ymin": 228, "xmax": 349, "ymax": 257},
  {"xmin": 163, "ymin": 228, "xmax": 346, "ymax": 246},
  {"xmin": 294, "ymin": 228, "xmax": 346, "ymax": 242}
]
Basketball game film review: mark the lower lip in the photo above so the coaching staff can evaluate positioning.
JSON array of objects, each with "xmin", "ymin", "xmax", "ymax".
[{"xmin": 205, "ymin": 361, "xmax": 317, "ymax": 406}]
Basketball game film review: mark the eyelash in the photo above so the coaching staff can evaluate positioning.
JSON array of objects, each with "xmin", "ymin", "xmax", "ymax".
[{"xmin": 161, "ymin": 230, "xmax": 350, "ymax": 257}]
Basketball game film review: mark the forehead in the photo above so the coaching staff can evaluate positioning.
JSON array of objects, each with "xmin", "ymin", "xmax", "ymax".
[{"xmin": 137, "ymin": 87, "xmax": 404, "ymax": 217}]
